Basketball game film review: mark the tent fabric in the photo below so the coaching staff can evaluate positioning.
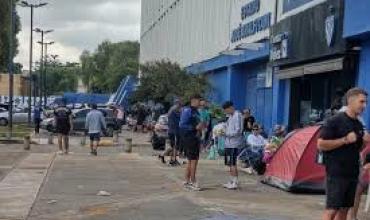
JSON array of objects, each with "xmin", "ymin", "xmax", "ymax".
[
  {"xmin": 263, "ymin": 125, "xmax": 370, "ymax": 193},
  {"xmin": 62, "ymin": 93, "xmax": 110, "ymax": 105},
  {"xmin": 262, "ymin": 126, "xmax": 326, "ymax": 193}
]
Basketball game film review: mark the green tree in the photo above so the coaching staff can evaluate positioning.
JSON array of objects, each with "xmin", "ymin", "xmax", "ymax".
[
  {"xmin": 43, "ymin": 61, "xmax": 79, "ymax": 95},
  {"xmin": 133, "ymin": 60, "xmax": 209, "ymax": 104},
  {"xmin": 0, "ymin": 0, "xmax": 21, "ymax": 72},
  {"xmin": 80, "ymin": 40, "xmax": 139, "ymax": 93}
]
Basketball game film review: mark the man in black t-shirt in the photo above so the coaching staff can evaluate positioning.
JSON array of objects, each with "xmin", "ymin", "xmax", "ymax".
[
  {"xmin": 318, "ymin": 88, "xmax": 370, "ymax": 220},
  {"xmin": 54, "ymin": 101, "xmax": 73, "ymax": 155}
]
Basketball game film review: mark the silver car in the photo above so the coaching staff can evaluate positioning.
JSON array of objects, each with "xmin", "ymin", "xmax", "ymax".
[{"xmin": 0, "ymin": 109, "xmax": 35, "ymax": 126}]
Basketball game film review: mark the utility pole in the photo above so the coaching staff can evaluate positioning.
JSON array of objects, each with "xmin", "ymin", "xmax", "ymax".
[
  {"xmin": 7, "ymin": 0, "xmax": 15, "ymax": 139},
  {"xmin": 19, "ymin": 1, "xmax": 48, "ymax": 126}
]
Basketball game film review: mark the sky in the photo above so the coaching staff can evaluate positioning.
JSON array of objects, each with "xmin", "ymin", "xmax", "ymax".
[{"xmin": 15, "ymin": 0, "xmax": 141, "ymax": 70}]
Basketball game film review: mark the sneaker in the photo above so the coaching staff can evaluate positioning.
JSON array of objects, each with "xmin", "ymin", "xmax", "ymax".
[
  {"xmin": 183, "ymin": 182, "xmax": 192, "ymax": 189},
  {"xmin": 93, "ymin": 150, "xmax": 98, "ymax": 156},
  {"xmin": 169, "ymin": 160, "xmax": 180, "ymax": 167},
  {"xmin": 188, "ymin": 183, "xmax": 201, "ymax": 191},
  {"xmin": 224, "ymin": 182, "xmax": 238, "ymax": 190},
  {"xmin": 223, "ymin": 182, "xmax": 233, "ymax": 189}
]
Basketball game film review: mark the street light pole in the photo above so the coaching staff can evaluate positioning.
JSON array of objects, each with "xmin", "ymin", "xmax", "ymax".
[
  {"xmin": 35, "ymin": 28, "xmax": 53, "ymax": 106},
  {"xmin": 42, "ymin": 41, "xmax": 54, "ymax": 107},
  {"xmin": 7, "ymin": 0, "xmax": 15, "ymax": 139},
  {"xmin": 20, "ymin": 1, "xmax": 48, "ymax": 126}
]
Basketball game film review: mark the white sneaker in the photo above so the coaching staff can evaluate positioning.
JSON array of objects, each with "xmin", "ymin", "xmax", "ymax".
[
  {"xmin": 223, "ymin": 182, "xmax": 233, "ymax": 189},
  {"xmin": 224, "ymin": 182, "xmax": 238, "ymax": 190},
  {"xmin": 188, "ymin": 183, "xmax": 201, "ymax": 191},
  {"xmin": 183, "ymin": 182, "xmax": 191, "ymax": 189}
]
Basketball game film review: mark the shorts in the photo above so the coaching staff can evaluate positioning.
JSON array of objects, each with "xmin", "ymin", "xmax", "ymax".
[
  {"xmin": 89, "ymin": 133, "xmax": 101, "ymax": 141},
  {"xmin": 56, "ymin": 125, "xmax": 70, "ymax": 135},
  {"xmin": 181, "ymin": 131, "xmax": 200, "ymax": 160},
  {"xmin": 169, "ymin": 133, "xmax": 180, "ymax": 150},
  {"xmin": 224, "ymin": 148, "xmax": 239, "ymax": 166},
  {"xmin": 326, "ymin": 177, "xmax": 358, "ymax": 209}
]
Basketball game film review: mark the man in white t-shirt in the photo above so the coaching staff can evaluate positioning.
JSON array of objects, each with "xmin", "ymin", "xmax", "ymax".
[
  {"xmin": 222, "ymin": 101, "xmax": 244, "ymax": 190},
  {"xmin": 247, "ymin": 124, "xmax": 268, "ymax": 147}
]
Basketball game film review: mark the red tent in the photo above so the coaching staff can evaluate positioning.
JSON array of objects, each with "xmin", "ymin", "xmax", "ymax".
[
  {"xmin": 263, "ymin": 126, "xmax": 326, "ymax": 193},
  {"xmin": 263, "ymin": 125, "xmax": 370, "ymax": 193}
]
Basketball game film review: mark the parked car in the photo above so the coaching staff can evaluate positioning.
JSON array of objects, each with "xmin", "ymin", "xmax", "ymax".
[
  {"xmin": 0, "ymin": 108, "xmax": 34, "ymax": 126},
  {"xmin": 40, "ymin": 108, "xmax": 118, "ymax": 137}
]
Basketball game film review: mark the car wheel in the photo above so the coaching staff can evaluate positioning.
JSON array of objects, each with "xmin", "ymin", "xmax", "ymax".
[
  {"xmin": 106, "ymin": 126, "xmax": 114, "ymax": 137},
  {"xmin": 0, "ymin": 118, "xmax": 8, "ymax": 126}
]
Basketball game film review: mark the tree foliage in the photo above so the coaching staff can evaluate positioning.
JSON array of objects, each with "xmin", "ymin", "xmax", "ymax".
[
  {"xmin": 0, "ymin": 0, "xmax": 21, "ymax": 72},
  {"xmin": 43, "ymin": 61, "xmax": 79, "ymax": 95},
  {"xmin": 133, "ymin": 60, "xmax": 209, "ymax": 104},
  {"xmin": 80, "ymin": 40, "xmax": 139, "ymax": 93}
]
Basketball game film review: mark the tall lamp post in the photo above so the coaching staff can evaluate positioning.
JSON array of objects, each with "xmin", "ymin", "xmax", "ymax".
[
  {"xmin": 38, "ymin": 41, "xmax": 55, "ymax": 107},
  {"xmin": 7, "ymin": 0, "xmax": 15, "ymax": 139},
  {"xmin": 34, "ymin": 28, "xmax": 53, "ymax": 105},
  {"xmin": 19, "ymin": 1, "xmax": 47, "ymax": 126}
]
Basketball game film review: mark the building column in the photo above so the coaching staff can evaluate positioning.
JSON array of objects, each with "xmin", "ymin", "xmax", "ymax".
[
  {"xmin": 356, "ymin": 40, "xmax": 370, "ymax": 129},
  {"xmin": 229, "ymin": 65, "xmax": 246, "ymax": 110},
  {"xmin": 272, "ymin": 72, "xmax": 291, "ymax": 128}
]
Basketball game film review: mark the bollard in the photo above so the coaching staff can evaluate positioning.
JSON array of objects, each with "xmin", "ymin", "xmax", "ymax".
[
  {"xmin": 24, "ymin": 135, "xmax": 31, "ymax": 150},
  {"xmin": 80, "ymin": 135, "xmax": 86, "ymax": 146},
  {"xmin": 48, "ymin": 133, "xmax": 54, "ymax": 144},
  {"xmin": 113, "ymin": 131, "xmax": 119, "ymax": 143},
  {"xmin": 124, "ymin": 138, "xmax": 133, "ymax": 153}
]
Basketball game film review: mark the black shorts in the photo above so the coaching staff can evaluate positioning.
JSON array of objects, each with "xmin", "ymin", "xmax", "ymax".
[
  {"xmin": 181, "ymin": 131, "xmax": 200, "ymax": 160},
  {"xmin": 225, "ymin": 148, "xmax": 239, "ymax": 166},
  {"xmin": 326, "ymin": 177, "xmax": 358, "ymax": 209},
  {"xmin": 89, "ymin": 133, "xmax": 101, "ymax": 141},
  {"xmin": 169, "ymin": 133, "xmax": 180, "ymax": 149},
  {"xmin": 56, "ymin": 126, "xmax": 70, "ymax": 135}
]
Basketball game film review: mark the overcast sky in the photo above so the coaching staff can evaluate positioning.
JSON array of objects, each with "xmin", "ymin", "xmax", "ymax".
[{"xmin": 15, "ymin": 0, "xmax": 141, "ymax": 70}]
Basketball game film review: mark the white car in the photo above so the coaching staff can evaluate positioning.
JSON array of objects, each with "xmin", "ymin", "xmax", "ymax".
[{"xmin": 0, "ymin": 109, "xmax": 35, "ymax": 126}]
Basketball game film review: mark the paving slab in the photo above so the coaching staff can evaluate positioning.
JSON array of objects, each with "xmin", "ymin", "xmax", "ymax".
[{"xmin": 0, "ymin": 153, "xmax": 55, "ymax": 220}]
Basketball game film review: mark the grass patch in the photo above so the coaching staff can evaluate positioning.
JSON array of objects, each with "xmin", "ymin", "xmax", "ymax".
[{"xmin": 0, "ymin": 124, "xmax": 33, "ymax": 138}]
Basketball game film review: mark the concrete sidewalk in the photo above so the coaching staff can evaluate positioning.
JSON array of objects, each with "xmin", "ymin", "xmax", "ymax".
[
  {"xmin": 3, "ymin": 130, "xmax": 365, "ymax": 219},
  {"xmin": 23, "ymin": 151, "xmax": 325, "ymax": 220},
  {"xmin": 0, "ymin": 153, "xmax": 55, "ymax": 220}
]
